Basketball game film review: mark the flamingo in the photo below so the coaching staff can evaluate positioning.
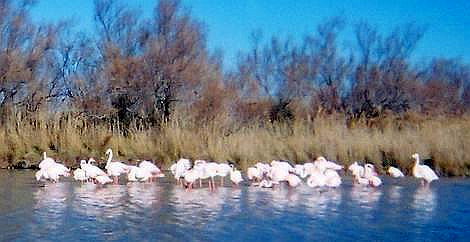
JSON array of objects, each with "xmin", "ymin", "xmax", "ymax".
[
  {"xmin": 348, "ymin": 162, "xmax": 365, "ymax": 178},
  {"xmin": 216, "ymin": 163, "xmax": 231, "ymax": 186},
  {"xmin": 35, "ymin": 169, "xmax": 49, "ymax": 182},
  {"xmin": 412, "ymin": 153, "xmax": 438, "ymax": 184},
  {"xmin": 38, "ymin": 152, "xmax": 56, "ymax": 169},
  {"xmin": 36, "ymin": 166, "xmax": 61, "ymax": 182},
  {"xmin": 294, "ymin": 164, "xmax": 308, "ymax": 179},
  {"xmin": 247, "ymin": 166, "xmax": 262, "ymax": 185},
  {"xmin": 354, "ymin": 174, "xmax": 370, "ymax": 185},
  {"xmin": 306, "ymin": 173, "xmax": 326, "ymax": 188},
  {"xmin": 364, "ymin": 164, "xmax": 382, "ymax": 187},
  {"xmin": 183, "ymin": 168, "xmax": 200, "ymax": 191},
  {"xmin": 255, "ymin": 162, "xmax": 271, "ymax": 174},
  {"xmin": 206, "ymin": 162, "xmax": 219, "ymax": 191},
  {"xmin": 229, "ymin": 164, "xmax": 243, "ymax": 187},
  {"xmin": 174, "ymin": 158, "xmax": 191, "ymax": 186},
  {"xmin": 314, "ymin": 156, "xmax": 343, "ymax": 171},
  {"xmin": 268, "ymin": 165, "xmax": 289, "ymax": 187},
  {"xmin": 271, "ymin": 160, "xmax": 295, "ymax": 173},
  {"xmin": 105, "ymin": 148, "xmax": 130, "ymax": 184},
  {"xmin": 73, "ymin": 168, "xmax": 87, "ymax": 183},
  {"xmin": 324, "ymin": 169, "xmax": 342, "ymax": 187},
  {"xmin": 82, "ymin": 158, "xmax": 107, "ymax": 181},
  {"xmin": 128, "ymin": 166, "xmax": 152, "ymax": 182},
  {"xmin": 286, "ymin": 173, "xmax": 302, "ymax": 188},
  {"xmin": 139, "ymin": 160, "xmax": 165, "ymax": 180},
  {"xmin": 388, "ymin": 166, "xmax": 405, "ymax": 178}
]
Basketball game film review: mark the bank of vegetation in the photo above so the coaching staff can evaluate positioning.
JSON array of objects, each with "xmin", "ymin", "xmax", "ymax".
[{"xmin": 0, "ymin": 0, "xmax": 469, "ymax": 176}]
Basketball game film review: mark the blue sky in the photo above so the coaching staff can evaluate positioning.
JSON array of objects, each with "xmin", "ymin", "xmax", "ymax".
[{"xmin": 31, "ymin": 0, "xmax": 470, "ymax": 69}]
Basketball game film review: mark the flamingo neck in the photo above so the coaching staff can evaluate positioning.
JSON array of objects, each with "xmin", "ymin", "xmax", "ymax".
[
  {"xmin": 106, "ymin": 150, "xmax": 113, "ymax": 166},
  {"xmin": 43, "ymin": 152, "xmax": 47, "ymax": 160},
  {"xmin": 414, "ymin": 156, "xmax": 420, "ymax": 168}
]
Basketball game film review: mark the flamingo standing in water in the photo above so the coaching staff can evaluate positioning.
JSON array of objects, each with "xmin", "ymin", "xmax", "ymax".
[
  {"xmin": 216, "ymin": 163, "xmax": 231, "ymax": 186},
  {"xmin": 38, "ymin": 152, "xmax": 56, "ymax": 169},
  {"xmin": 388, "ymin": 166, "xmax": 404, "ymax": 178},
  {"xmin": 105, "ymin": 148, "xmax": 130, "ymax": 184},
  {"xmin": 173, "ymin": 158, "xmax": 191, "ymax": 186},
  {"xmin": 364, "ymin": 164, "xmax": 382, "ymax": 187},
  {"xmin": 412, "ymin": 153, "xmax": 438, "ymax": 185},
  {"xmin": 139, "ymin": 160, "xmax": 165, "ymax": 181},
  {"xmin": 230, "ymin": 164, "xmax": 243, "ymax": 187},
  {"xmin": 73, "ymin": 168, "xmax": 87, "ymax": 183},
  {"xmin": 286, "ymin": 173, "xmax": 302, "ymax": 188},
  {"xmin": 82, "ymin": 158, "xmax": 107, "ymax": 181},
  {"xmin": 247, "ymin": 166, "xmax": 262, "ymax": 185},
  {"xmin": 348, "ymin": 162, "xmax": 365, "ymax": 179}
]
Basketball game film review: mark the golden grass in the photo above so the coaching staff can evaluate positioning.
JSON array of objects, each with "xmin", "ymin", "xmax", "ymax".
[{"xmin": 1, "ymin": 112, "xmax": 469, "ymax": 176}]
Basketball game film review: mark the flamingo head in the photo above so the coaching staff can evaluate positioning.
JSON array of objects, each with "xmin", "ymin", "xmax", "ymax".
[
  {"xmin": 105, "ymin": 148, "xmax": 112, "ymax": 156},
  {"xmin": 88, "ymin": 158, "xmax": 96, "ymax": 164},
  {"xmin": 411, "ymin": 153, "xmax": 419, "ymax": 160},
  {"xmin": 80, "ymin": 160, "xmax": 87, "ymax": 165}
]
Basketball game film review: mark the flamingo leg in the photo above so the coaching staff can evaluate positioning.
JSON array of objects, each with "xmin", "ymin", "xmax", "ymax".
[{"xmin": 211, "ymin": 177, "xmax": 216, "ymax": 191}]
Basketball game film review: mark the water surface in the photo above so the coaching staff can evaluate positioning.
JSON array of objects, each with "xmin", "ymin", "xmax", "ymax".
[{"xmin": 0, "ymin": 171, "xmax": 469, "ymax": 241}]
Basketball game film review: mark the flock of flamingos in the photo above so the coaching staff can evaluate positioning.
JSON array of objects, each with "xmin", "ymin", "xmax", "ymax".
[{"xmin": 35, "ymin": 148, "xmax": 439, "ymax": 190}]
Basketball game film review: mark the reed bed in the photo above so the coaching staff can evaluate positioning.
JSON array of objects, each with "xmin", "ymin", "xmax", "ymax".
[{"xmin": 1, "ymin": 112, "xmax": 469, "ymax": 176}]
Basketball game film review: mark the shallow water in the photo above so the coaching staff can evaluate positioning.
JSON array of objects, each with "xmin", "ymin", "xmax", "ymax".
[{"xmin": 0, "ymin": 171, "xmax": 469, "ymax": 241}]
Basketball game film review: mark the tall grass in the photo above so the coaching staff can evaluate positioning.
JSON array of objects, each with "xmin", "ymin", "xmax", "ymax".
[{"xmin": 1, "ymin": 112, "xmax": 469, "ymax": 176}]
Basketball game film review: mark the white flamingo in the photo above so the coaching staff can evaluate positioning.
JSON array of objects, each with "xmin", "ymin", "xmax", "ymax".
[
  {"xmin": 139, "ymin": 160, "xmax": 165, "ymax": 180},
  {"xmin": 128, "ymin": 165, "xmax": 152, "ymax": 182},
  {"xmin": 294, "ymin": 164, "xmax": 308, "ymax": 179},
  {"xmin": 324, "ymin": 169, "xmax": 342, "ymax": 187},
  {"xmin": 348, "ymin": 162, "xmax": 365, "ymax": 178},
  {"xmin": 82, "ymin": 158, "xmax": 107, "ymax": 181},
  {"xmin": 247, "ymin": 166, "xmax": 262, "ymax": 185},
  {"xmin": 38, "ymin": 152, "xmax": 56, "ymax": 169},
  {"xmin": 105, "ymin": 148, "xmax": 129, "ymax": 184},
  {"xmin": 364, "ymin": 164, "xmax": 382, "ymax": 187},
  {"xmin": 174, "ymin": 158, "xmax": 191, "ymax": 186},
  {"xmin": 388, "ymin": 166, "xmax": 405, "ymax": 178},
  {"xmin": 183, "ymin": 168, "xmax": 200, "ymax": 191},
  {"xmin": 412, "ymin": 153, "xmax": 438, "ymax": 184},
  {"xmin": 314, "ymin": 157, "xmax": 343, "ymax": 171},
  {"xmin": 269, "ymin": 164, "xmax": 289, "ymax": 186},
  {"xmin": 286, "ymin": 173, "xmax": 302, "ymax": 187},
  {"xmin": 306, "ymin": 173, "xmax": 326, "ymax": 188},
  {"xmin": 206, "ymin": 162, "xmax": 219, "ymax": 191},
  {"xmin": 230, "ymin": 164, "xmax": 243, "ymax": 186},
  {"xmin": 73, "ymin": 168, "xmax": 87, "ymax": 183},
  {"xmin": 216, "ymin": 163, "xmax": 231, "ymax": 186}
]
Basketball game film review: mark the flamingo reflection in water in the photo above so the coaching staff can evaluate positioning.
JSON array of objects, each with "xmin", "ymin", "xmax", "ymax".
[
  {"xmin": 303, "ymin": 188, "xmax": 342, "ymax": 218},
  {"xmin": 412, "ymin": 185, "xmax": 436, "ymax": 222},
  {"xmin": 72, "ymin": 184, "xmax": 127, "ymax": 219},
  {"xmin": 350, "ymin": 185, "xmax": 382, "ymax": 218},
  {"xmin": 170, "ymin": 185, "xmax": 228, "ymax": 226},
  {"xmin": 32, "ymin": 182, "xmax": 69, "ymax": 233},
  {"xmin": 127, "ymin": 182, "xmax": 163, "ymax": 209}
]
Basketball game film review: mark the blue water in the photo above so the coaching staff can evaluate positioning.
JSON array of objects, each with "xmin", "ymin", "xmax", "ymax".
[{"xmin": 0, "ymin": 171, "xmax": 469, "ymax": 241}]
